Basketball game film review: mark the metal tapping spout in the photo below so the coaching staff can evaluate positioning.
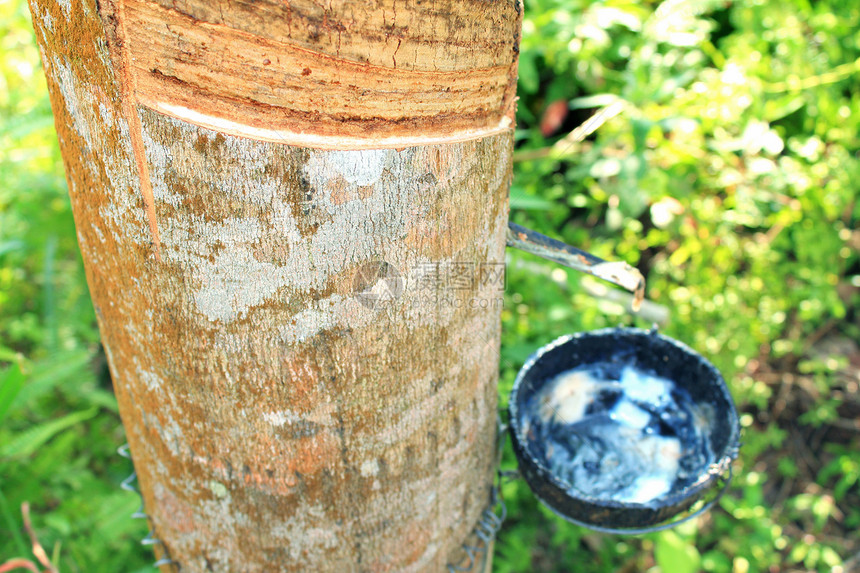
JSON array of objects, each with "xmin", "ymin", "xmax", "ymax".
[{"xmin": 505, "ymin": 222, "xmax": 646, "ymax": 312}]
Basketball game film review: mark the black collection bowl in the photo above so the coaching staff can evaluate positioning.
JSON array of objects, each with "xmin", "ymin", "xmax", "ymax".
[{"xmin": 508, "ymin": 327, "xmax": 740, "ymax": 530}]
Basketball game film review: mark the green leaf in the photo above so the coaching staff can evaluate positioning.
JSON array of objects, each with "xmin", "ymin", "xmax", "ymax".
[
  {"xmin": 0, "ymin": 346, "xmax": 22, "ymax": 362},
  {"xmin": 0, "ymin": 485, "xmax": 29, "ymax": 557},
  {"xmin": 762, "ymin": 95, "xmax": 805, "ymax": 122},
  {"xmin": 13, "ymin": 350, "xmax": 92, "ymax": 408},
  {"xmin": 510, "ymin": 194, "xmax": 554, "ymax": 210},
  {"xmin": 517, "ymin": 51, "xmax": 540, "ymax": 95},
  {"xmin": 0, "ymin": 239, "xmax": 25, "ymax": 257},
  {"xmin": 655, "ymin": 530, "xmax": 701, "ymax": 573},
  {"xmin": 0, "ymin": 362, "xmax": 25, "ymax": 424},
  {"xmin": 0, "ymin": 407, "xmax": 98, "ymax": 459}
]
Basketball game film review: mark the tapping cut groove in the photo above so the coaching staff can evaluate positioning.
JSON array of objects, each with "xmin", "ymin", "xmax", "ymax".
[
  {"xmin": 117, "ymin": 0, "xmax": 162, "ymax": 260},
  {"xmin": 101, "ymin": 0, "xmax": 521, "ymax": 149}
]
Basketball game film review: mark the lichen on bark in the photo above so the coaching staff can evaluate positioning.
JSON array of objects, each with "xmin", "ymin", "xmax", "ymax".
[{"xmin": 28, "ymin": 0, "xmax": 519, "ymax": 570}]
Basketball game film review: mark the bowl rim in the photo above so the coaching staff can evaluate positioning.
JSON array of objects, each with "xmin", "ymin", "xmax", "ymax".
[{"xmin": 508, "ymin": 326, "xmax": 741, "ymax": 512}]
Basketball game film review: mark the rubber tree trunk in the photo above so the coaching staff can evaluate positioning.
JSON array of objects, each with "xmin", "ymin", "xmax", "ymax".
[{"xmin": 28, "ymin": 0, "xmax": 521, "ymax": 570}]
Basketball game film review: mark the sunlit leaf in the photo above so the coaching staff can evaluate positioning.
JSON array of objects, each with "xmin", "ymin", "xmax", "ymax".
[{"xmin": 0, "ymin": 408, "xmax": 98, "ymax": 459}]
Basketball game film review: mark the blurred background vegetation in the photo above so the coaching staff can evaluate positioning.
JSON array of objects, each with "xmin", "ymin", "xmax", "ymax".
[{"xmin": 1, "ymin": 0, "xmax": 858, "ymax": 570}]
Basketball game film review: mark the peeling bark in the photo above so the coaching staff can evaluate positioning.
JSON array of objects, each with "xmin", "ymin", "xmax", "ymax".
[{"xmin": 28, "ymin": 0, "xmax": 519, "ymax": 571}]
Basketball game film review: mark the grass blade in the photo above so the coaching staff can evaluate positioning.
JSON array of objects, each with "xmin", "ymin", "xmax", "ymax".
[{"xmin": 0, "ymin": 363, "xmax": 26, "ymax": 424}]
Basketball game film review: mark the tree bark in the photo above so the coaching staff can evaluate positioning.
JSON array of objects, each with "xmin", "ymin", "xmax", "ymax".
[{"xmin": 28, "ymin": 0, "xmax": 520, "ymax": 571}]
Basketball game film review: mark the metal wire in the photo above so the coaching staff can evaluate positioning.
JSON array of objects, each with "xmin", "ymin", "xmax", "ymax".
[
  {"xmin": 445, "ymin": 470, "xmax": 510, "ymax": 573},
  {"xmin": 117, "ymin": 443, "xmax": 177, "ymax": 569},
  {"xmin": 141, "ymin": 530, "xmax": 163, "ymax": 547}
]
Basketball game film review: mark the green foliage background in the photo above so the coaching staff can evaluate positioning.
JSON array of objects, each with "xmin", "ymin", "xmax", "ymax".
[{"xmin": 2, "ymin": 0, "xmax": 859, "ymax": 570}]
